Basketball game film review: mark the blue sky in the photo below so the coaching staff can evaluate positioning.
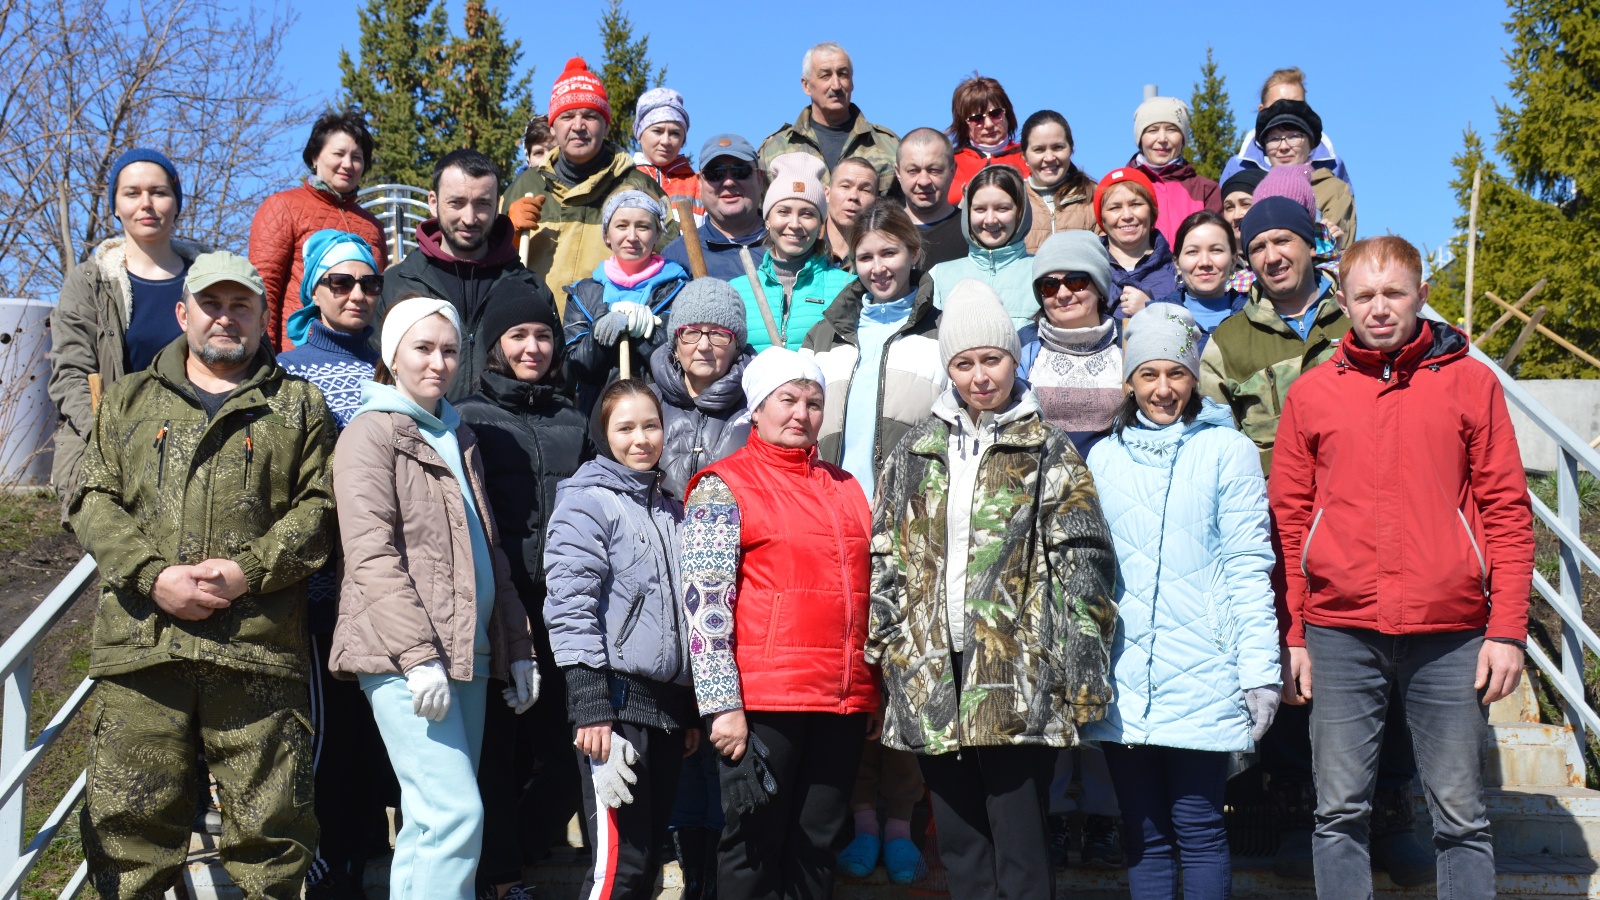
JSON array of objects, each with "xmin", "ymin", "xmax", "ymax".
[{"xmin": 276, "ymin": 0, "xmax": 1516, "ymax": 259}]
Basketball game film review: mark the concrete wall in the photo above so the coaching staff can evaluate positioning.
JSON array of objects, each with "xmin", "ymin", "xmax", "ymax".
[{"xmin": 1508, "ymin": 380, "xmax": 1600, "ymax": 473}]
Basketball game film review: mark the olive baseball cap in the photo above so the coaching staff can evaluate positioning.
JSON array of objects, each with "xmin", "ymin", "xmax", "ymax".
[{"xmin": 186, "ymin": 251, "xmax": 265, "ymax": 296}]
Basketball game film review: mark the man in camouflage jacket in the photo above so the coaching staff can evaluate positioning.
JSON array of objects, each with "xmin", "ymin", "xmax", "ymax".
[{"xmin": 69, "ymin": 252, "xmax": 335, "ymax": 900}]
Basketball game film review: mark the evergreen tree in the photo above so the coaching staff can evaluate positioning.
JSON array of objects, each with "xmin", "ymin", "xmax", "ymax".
[
  {"xmin": 1430, "ymin": 0, "xmax": 1600, "ymax": 378},
  {"xmin": 437, "ymin": 0, "xmax": 535, "ymax": 175},
  {"xmin": 1187, "ymin": 46, "xmax": 1238, "ymax": 182},
  {"xmin": 597, "ymin": 0, "xmax": 665, "ymax": 151},
  {"xmin": 338, "ymin": 0, "xmax": 449, "ymax": 187}
]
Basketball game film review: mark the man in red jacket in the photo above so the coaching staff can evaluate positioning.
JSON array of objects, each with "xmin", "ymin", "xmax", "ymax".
[{"xmin": 1269, "ymin": 235, "xmax": 1534, "ymax": 900}]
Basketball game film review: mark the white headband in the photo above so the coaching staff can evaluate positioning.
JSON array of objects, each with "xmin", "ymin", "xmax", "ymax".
[{"xmin": 380, "ymin": 297, "xmax": 462, "ymax": 369}]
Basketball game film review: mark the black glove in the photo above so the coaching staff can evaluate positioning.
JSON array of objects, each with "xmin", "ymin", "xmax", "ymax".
[{"xmin": 718, "ymin": 732, "xmax": 778, "ymax": 815}]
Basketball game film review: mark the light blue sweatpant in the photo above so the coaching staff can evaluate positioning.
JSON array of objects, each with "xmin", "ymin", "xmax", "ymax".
[{"xmin": 361, "ymin": 674, "xmax": 490, "ymax": 900}]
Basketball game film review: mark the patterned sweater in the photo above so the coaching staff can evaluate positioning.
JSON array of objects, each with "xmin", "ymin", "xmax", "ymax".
[
  {"xmin": 1020, "ymin": 317, "xmax": 1124, "ymax": 456},
  {"xmin": 680, "ymin": 474, "xmax": 744, "ymax": 714}
]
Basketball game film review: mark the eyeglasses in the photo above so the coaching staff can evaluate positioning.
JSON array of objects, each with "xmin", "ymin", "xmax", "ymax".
[
  {"xmin": 1035, "ymin": 273, "xmax": 1094, "ymax": 296},
  {"xmin": 317, "ymin": 273, "xmax": 383, "ymax": 295},
  {"xmin": 676, "ymin": 326, "xmax": 736, "ymax": 347},
  {"xmin": 703, "ymin": 163, "xmax": 754, "ymax": 182},
  {"xmin": 966, "ymin": 107, "xmax": 1006, "ymax": 125},
  {"xmin": 1264, "ymin": 131, "xmax": 1310, "ymax": 148}
]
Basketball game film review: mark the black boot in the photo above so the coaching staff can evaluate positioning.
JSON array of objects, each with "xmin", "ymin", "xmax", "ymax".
[
  {"xmin": 1270, "ymin": 780, "xmax": 1317, "ymax": 879},
  {"xmin": 673, "ymin": 827, "xmax": 707, "ymax": 900},
  {"xmin": 1371, "ymin": 785, "xmax": 1435, "ymax": 888}
]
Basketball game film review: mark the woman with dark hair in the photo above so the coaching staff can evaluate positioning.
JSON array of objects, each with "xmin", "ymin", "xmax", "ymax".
[
  {"xmin": 930, "ymin": 164, "xmax": 1036, "ymax": 326},
  {"xmin": 456, "ymin": 292, "xmax": 591, "ymax": 900},
  {"xmin": 250, "ymin": 107, "xmax": 388, "ymax": 351},
  {"xmin": 1153, "ymin": 210, "xmax": 1248, "ymax": 347},
  {"xmin": 1084, "ymin": 305, "xmax": 1279, "ymax": 900},
  {"xmin": 1020, "ymin": 111, "xmax": 1097, "ymax": 252},
  {"xmin": 946, "ymin": 75, "xmax": 1029, "ymax": 203}
]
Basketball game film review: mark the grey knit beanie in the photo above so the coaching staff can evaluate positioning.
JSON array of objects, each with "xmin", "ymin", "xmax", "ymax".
[
  {"xmin": 666, "ymin": 278, "xmax": 748, "ymax": 347},
  {"xmin": 938, "ymin": 279, "xmax": 1023, "ymax": 367},
  {"xmin": 601, "ymin": 189, "xmax": 665, "ymax": 232},
  {"xmin": 1123, "ymin": 304, "xmax": 1201, "ymax": 381},
  {"xmin": 1032, "ymin": 231, "xmax": 1114, "ymax": 308}
]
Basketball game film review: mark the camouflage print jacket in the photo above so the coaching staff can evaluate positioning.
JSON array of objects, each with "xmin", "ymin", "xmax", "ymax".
[
  {"xmin": 1198, "ymin": 278, "xmax": 1348, "ymax": 475},
  {"xmin": 70, "ymin": 337, "xmax": 336, "ymax": 681},
  {"xmin": 867, "ymin": 387, "xmax": 1118, "ymax": 756},
  {"xmin": 758, "ymin": 104, "xmax": 900, "ymax": 194}
]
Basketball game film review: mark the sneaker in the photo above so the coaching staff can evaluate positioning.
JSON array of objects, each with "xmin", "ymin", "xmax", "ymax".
[
  {"xmin": 837, "ymin": 832, "xmax": 881, "ymax": 878},
  {"xmin": 883, "ymin": 838, "xmax": 926, "ymax": 884},
  {"xmin": 1046, "ymin": 814, "xmax": 1071, "ymax": 868},
  {"xmin": 1080, "ymin": 814, "xmax": 1122, "ymax": 868}
]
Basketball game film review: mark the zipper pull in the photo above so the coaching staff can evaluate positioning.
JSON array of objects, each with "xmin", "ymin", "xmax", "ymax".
[{"xmin": 1381, "ymin": 361, "xmax": 1392, "ymax": 382}]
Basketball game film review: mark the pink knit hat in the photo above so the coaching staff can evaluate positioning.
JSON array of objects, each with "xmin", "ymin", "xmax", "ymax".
[
  {"xmin": 549, "ymin": 57, "xmax": 612, "ymax": 125},
  {"xmin": 1254, "ymin": 164, "xmax": 1318, "ymax": 219},
  {"xmin": 763, "ymin": 152, "xmax": 828, "ymax": 219}
]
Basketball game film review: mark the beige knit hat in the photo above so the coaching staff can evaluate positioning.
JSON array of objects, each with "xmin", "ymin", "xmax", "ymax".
[
  {"xmin": 1133, "ymin": 96, "xmax": 1191, "ymax": 145},
  {"xmin": 938, "ymin": 279, "xmax": 1022, "ymax": 367},
  {"xmin": 763, "ymin": 152, "xmax": 828, "ymax": 219}
]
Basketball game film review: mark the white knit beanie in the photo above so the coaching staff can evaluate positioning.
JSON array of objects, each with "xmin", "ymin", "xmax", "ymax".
[
  {"xmin": 1133, "ymin": 96, "xmax": 1191, "ymax": 145},
  {"xmin": 381, "ymin": 297, "xmax": 462, "ymax": 369},
  {"xmin": 938, "ymin": 279, "xmax": 1023, "ymax": 367},
  {"xmin": 763, "ymin": 152, "xmax": 828, "ymax": 219},
  {"xmin": 1122, "ymin": 304, "xmax": 1201, "ymax": 381},
  {"xmin": 742, "ymin": 347, "xmax": 825, "ymax": 415}
]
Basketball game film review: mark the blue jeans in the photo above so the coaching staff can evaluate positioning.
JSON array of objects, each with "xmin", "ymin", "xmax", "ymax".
[
  {"xmin": 361, "ymin": 674, "xmax": 490, "ymax": 900},
  {"xmin": 1101, "ymin": 743, "xmax": 1231, "ymax": 900},
  {"xmin": 1305, "ymin": 625, "xmax": 1493, "ymax": 900}
]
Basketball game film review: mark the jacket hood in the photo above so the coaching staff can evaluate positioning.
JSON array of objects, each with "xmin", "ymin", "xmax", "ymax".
[
  {"xmin": 149, "ymin": 334, "xmax": 278, "ymax": 400},
  {"xmin": 819, "ymin": 271, "xmax": 938, "ymax": 341},
  {"xmin": 1334, "ymin": 319, "xmax": 1468, "ymax": 379},
  {"xmin": 93, "ymin": 235, "xmax": 210, "ymax": 279},
  {"xmin": 354, "ymin": 380, "xmax": 462, "ymax": 435},
  {"xmin": 559, "ymin": 455, "xmax": 660, "ymax": 501},
  {"xmin": 930, "ymin": 380, "xmax": 1042, "ymax": 432},
  {"xmin": 413, "ymin": 215, "xmax": 520, "ymax": 268},
  {"xmin": 1111, "ymin": 397, "xmax": 1235, "ymax": 467},
  {"xmin": 959, "ymin": 165, "xmax": 1034, "ymax": 258},
  {"xmin": 649, "ymin": 342, "xmax": 754, "ymax": 414}
]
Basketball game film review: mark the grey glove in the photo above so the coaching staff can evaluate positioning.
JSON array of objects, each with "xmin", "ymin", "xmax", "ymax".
[
  {"xmin": 1245, "ymin": 685, "xmax": 1282, "ymax": 743},
  {"xmin": 591, "ymin": 733, "xmax": 640, "ymax": 808},
  {"xmin": 590, "ymin": 309, "xmax": 629, "ymax": 346}
]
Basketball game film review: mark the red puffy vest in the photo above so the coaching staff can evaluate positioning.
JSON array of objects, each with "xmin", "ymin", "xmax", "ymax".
[{"xmin": 690, "ymin": 434, "xmax": 879, "ymax": 715}]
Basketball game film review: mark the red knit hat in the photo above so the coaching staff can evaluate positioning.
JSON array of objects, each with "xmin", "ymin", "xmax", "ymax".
[
  {"xmin": 1093, "ymin": 167, "xmax": 1157, "ymax": 229},
  {"xmin": 549, "ymin": 57, "xmax": 611, "ymax": 125}
]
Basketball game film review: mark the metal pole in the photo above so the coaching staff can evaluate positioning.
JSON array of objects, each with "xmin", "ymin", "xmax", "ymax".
[
  {"xmin": 1464, "ymin": 167, "xmax": 1481, "ymax": 339},
  {"xmin": 1557, "ymin": 448, "xmax": 1587, "ymax": 781},
  {"xmin": 0, "ymin": 658, "xmax": 32, "ymax": 900},
  {"xmin": 1143, "ymin": 84, "xmax": 1158, "ymax": 100}
]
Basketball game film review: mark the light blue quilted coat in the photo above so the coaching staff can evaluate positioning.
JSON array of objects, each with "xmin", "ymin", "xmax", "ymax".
[{"xmin": 1083, "ymin": 398, "xmax": 1280, "ymax": 752}]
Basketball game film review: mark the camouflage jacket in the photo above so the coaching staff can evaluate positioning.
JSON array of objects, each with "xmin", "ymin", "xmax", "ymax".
[
  {"xmin": 1198, "ymin": 278, "xmax": 1348, "ymax": 475},
  {"xmin": 70, "ymin": 337, "xmax": 336, "ymax": 681},
  {"xmin": 758, "ymin": 104, "xmax": 900, "ymax": 193},
  {"xmin": 867, "ymin": 389, "xmax": 1118, "ymax": 755}
]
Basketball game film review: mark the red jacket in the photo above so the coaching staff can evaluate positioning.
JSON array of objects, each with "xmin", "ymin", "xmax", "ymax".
[
  {"xmin": 1129, "ymin": 156, "xmax": 1221, "ymax": 248},
  {"xmin": 949, "ymin": 144, "xmax": 1030, "ymax": 204},
  {"xmin": 638, "ymin": 156, "xmax": 703, "ymax": 220},
  {"xmin": 249, "ymin": 180, "xmax": 389, "ymax": 352},
  {"xmin": 689, "ymin": 433, "xmax": 879, "ymax": 715},
  {"xmin": 1269, "ymin": 320, "xmax": 1534, "ymax": 646}
]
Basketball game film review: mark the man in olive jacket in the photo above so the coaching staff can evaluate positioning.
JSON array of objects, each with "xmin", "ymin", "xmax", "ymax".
[{"xmin": 70, "ymin": 252, "xmax": 336, "ymax": 900}]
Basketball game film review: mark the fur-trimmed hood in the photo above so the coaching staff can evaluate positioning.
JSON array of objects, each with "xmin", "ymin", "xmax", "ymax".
[{"xmin": 91, "ymin": 235, "xmax": 211, "ymax": 324}]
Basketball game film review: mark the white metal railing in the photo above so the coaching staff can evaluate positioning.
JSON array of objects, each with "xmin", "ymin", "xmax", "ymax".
[
  {"xmin": 357, "ymin": 184, "xmax": 430, "ymax": 265},
  {"xmin": 0, "ymin": 554, "xmax": 97, "ymax": 900}
]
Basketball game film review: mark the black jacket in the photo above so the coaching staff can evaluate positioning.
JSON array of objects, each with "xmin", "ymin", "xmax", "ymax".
[
  {"xmin": 376, "ymin": 216, "xmax": 556, "ymax": 401},
  {"xmin": 647, "ymin": 342, "xmax": 753, "ymax": 501}
]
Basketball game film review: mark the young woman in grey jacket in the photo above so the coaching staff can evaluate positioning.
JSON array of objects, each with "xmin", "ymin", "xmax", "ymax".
[{"xmin": 543, "ymin": 378, "xmax": 696, "ymax": 900}]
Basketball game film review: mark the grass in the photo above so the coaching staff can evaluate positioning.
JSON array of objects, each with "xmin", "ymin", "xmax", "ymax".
[
  {"xmin": 0, "ymin": 490, "xmax": 56, "ymax": 554},
  {"xmin": 1529, "ymin": 470, "xmax": 1600, "ymax": 515}
]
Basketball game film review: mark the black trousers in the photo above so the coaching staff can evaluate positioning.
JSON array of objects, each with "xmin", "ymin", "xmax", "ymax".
[
  {"xmin": 576, "ymin": 721, "xmax": 686, "ymax": 900},
  {"xmin": 918, "ymin": 744, "xmax": 1057, "ymax": 900},
  {"xmin": 308, "ymin": 632, "xmax": 396, "ymax": 885},
  {"xmin": 718, "ymin": 711, "xmax": 869, "ymax": 900}
]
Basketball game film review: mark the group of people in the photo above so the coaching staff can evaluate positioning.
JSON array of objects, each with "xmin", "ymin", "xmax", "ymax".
[{"xmin": 48, "ymin": 39, "xmax": 1535, "ymax": 900}]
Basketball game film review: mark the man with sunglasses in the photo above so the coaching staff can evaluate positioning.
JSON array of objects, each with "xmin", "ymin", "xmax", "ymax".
[
  {"xmin": 758, "ymin": 42, "xmax": 899, "ymax": 193},
  {"xmin": 664, "ymin": 134, "xmax": 770, "ymax": 281}
]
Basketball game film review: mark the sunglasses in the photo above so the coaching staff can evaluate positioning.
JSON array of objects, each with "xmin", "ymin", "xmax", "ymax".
[
  {"xmin": 1035, "ymin": 273, "xmax": 1094, "ymax": 296},
  {"xmin": 676, "ymin": 326, "xmax": 736, "ymax": 347},
  {"xmin": 317, "ymin": 273, "xmax": 383, "ymax": 295},
  {"xmin": 965, "ymin": 107, "xmax": 1007, "ymax": 125},
  {"xmin": 703, "ymin": 163, "xmax": 754, "ymax": 182}
]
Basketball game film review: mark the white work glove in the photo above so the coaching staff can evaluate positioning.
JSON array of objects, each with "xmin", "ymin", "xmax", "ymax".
[
  {"xmin": 591, "ymin": 733, "xmax": 640, "ymax": 808},
  {"xmin": 1245, "ymin": 685, "xmax": 1282, "ymax": 742},
  {"xmin": 405, "ymin": 660, "xmax": 451, "ymax": 722},
  {"xmin": 611, "ymin": 301, "xmax": 659, "ymax": 340},
  {"xmin": 502, "ymin": 659, "xmax": 540, "ymax": 714}
]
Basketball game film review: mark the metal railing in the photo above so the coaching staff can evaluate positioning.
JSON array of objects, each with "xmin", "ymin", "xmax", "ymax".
[
  {"xmin": 0, "ymin": 554, "xmax": 97, "ymax": 900},
  {"xmin": 357, "ymin": 184, "xmax": 430, "ymax": 265}
]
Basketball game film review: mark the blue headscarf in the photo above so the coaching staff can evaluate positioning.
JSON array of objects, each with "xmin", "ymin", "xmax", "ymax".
[{"xmin": 286, "ymin": 229, "xmax": 378, "ymax": 346}]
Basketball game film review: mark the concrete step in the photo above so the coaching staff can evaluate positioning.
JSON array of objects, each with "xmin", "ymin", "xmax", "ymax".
[
  {"xmin": 1486, "ymin": 787, "xmax": 1600, "ymax": 858},
  {"xmin": 1489, "ymin": 721, "xmax": 1586, "ymax": 788}
]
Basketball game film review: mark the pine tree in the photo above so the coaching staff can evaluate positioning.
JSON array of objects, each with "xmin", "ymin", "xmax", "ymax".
[
  {"xmin": 1429, "ymin": 0, "xmax": 1600, "ymax": 378},
  {"xmin": 436, "ymin": 0, "xmax": 535, "ymax": 176},
  {"xmin": 1187, "ymin": 45, "xmax": 1238, "ymax": 182},
  {"xmin": 597, "ymin": 0, "xmax": 665, "ymax": 151},
  {"xmin": 338, "ymin": 0, "xmax": 449, "ymax": 187}
]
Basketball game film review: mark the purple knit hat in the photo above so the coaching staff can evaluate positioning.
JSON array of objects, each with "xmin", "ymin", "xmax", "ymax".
[{"xmin": 1254, "ymin": 164, "xmax": 1318, "ymax": 219}]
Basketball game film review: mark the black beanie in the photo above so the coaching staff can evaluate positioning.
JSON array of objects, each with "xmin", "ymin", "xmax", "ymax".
[
  {"xmin": 1254, "ymin": 99, "xmax": 1323, "ymax": 150},
  {"xmin": 475, "ymin": 282, "xmax": 560, "ymax": 347},
  {"xmin": 1220, "ymin": 167, "xmax": 1268, "ymax": 200},
  {"xmin": 1239, "ymin": 196, "xmax": 1318, "ymax": 254}
]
